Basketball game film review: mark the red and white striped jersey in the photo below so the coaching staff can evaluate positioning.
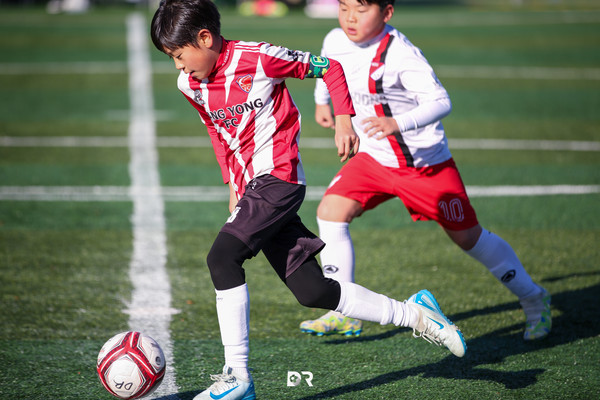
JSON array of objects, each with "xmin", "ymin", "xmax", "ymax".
[
  {"xmin": 315, "ymin": 25, "xmax": 453, "ymax": 168},
  {"xmin": 178, "ymin": 38, "xmax": 353, "ymax": 199}
]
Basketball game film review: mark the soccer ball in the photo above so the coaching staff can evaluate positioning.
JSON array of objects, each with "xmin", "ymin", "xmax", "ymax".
[{"xmin": 97, "ymin": 331, "xmax": 165, "ymax": 399}]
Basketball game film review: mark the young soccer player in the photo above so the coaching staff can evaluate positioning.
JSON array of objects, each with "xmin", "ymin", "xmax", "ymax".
[
  {"xmin": 300, "ymin": 0, "xmax": 551, "ymax": 341},
  {"xmin": 151, "ymin": 1, "xmax": 466, "ymax": 399}
]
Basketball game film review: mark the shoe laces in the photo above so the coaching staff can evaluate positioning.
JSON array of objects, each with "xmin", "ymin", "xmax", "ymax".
[
  {"xmin": 207, "ymin": 372, "xmax": 238, "ymax": 393},
  {"xmin": 413, "ymin": 327, "xmax": 444, "ymax": 348},
  {"xmin": 411, "ymin": 308, "xmax": 445, "ymax": 347}
]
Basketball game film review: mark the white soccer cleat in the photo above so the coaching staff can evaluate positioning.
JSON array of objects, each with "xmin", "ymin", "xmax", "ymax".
[
  {"xmin": 193, "ymin": 365, "xmax": 256, "ymax": 400},
  {"xmin": 407, "ymin": 289, "xmax": 467, "ymax": 357}
]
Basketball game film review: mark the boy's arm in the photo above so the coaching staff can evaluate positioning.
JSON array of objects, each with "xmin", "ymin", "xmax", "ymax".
[
  {"xmin": 315, "ymin": 103, "xmax": 334, "ymax": 129},
  {"xmin": 333, "ymin": 114, "xmax": 358, "ymax": 162},
  {"xmin": 182, "ymin": 93, "xmax": 230, "ymax": 183},
  {"xmin": 260, "ymin": 45, "xmax": 358, "ymax": 160},
  {"xmin": 363, "ymin": 62, "xmax": 452, "ymax": 139},
  {"xmin": 228, "ymin": 182, "xmax": 238, "ymax": 213},
  {"xmin": 310, "ymin": 57, "xmax": 359, "ymax": 161},
  {"xmin": 362, "ymin": 97, "xmax": 451, "ymax": 140}
]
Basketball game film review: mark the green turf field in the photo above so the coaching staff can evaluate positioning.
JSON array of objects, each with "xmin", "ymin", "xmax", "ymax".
[{"xmin": 1, "ymin": 2, "xmax": 599, "ymax": 399}]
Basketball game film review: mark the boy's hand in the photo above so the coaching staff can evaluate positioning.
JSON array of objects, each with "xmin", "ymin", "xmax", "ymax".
[
  {"xmin": 362, "ymin": 116, "xmax": 400, "ymax": 139},
  {"xmin": 315, "ymin": 103, "xmax": 335, "ymax": 129},
  {"xmin": 334, "ymin": 114, "xmax": 359, "ymax": 162},
  {"xmin": 228, "ymin": 182, "xmax": 238, "ymax": 213}
]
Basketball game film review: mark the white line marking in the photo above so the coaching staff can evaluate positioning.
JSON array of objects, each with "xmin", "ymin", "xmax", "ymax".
[
  {"xmin": 2, "ymin": 136, "xmax": 600, "ymax": 152},
  {"xmin": 394, "ymin": 11, "xmax": 600, "ymax": 27},
  {"xmin": 0, "ymin": 184, "xmax": 598, "ymax": 202},
  {"xmin": 124, "ymin": 13, "xmax": 178, "ymax": 399},
  {"xmin": 1, "ymin": 61, "xmax": 599, "ymax": 80},
  {"xmin": 435, "ymin": 65, "xmax": 600, "ymax": 80}
]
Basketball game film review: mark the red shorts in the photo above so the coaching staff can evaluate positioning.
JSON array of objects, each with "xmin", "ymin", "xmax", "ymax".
[{"xmin": 324, "ymin": 153, "xmax": 479, "ymax": 231}]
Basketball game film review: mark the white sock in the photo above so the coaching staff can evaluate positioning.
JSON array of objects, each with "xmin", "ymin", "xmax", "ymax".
[
  {"xmin": 215, "ymin": 284, "xmax": 250, "ymax": 380},
  {"xmin": 466, "ymin": 228, "xmax": 540, "ymax": 300},
  {"xmin": 317, "ymin": 217, "xmax": 355, "ymax": 282},
  {"xmin": 335, "ymin": 281, "xmax": 419, "ymax": 328}
]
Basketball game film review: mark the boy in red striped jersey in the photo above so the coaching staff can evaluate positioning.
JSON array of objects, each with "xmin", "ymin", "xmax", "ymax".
[
  {"xmin": 151, "ymin": 1, "xmax": 466, "ymax": 399},
  {"xmin": 300, "ymin": 0, "xmax": 551, "ymax": 342}
]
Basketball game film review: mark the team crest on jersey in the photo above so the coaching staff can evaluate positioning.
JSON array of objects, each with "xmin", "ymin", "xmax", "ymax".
[
  {"xmin": 370, "ymin": 62, "xmax": 385, "ymax": 81},
  {"xmin": 194, "ymin": 89, "xmax": 205, "ymax": 105},
  {"xmin": 236, "ymin": 74, "xmax": 253, "ymax": 93}
]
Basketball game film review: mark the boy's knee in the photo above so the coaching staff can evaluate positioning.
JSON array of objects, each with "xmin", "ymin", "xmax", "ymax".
[
  {"xmin": 317, "ymin": 195, "xmax": 362, "ymax": 222},
  {"xmin": 206, "ymin": 232, "xmax": 252, "ymax": 290},
  {"xmin": 293, "ymin": 285, "xmax": 337, "ymax": 309},
  {"xmin": 286, "ymin": 261, "xmax": 341, "ymax": 310}
]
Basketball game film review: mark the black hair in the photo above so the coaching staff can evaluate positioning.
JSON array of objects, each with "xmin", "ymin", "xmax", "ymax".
[
  {"xmin": 151, "ymin": 0, "xmax": 221, "ymax": 53},
  {"xmin": 353, "ymin": 0, "xmax": 395, "ymax": 9}
]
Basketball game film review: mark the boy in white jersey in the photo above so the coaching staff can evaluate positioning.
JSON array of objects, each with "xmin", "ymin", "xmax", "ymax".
[
  {"xmin": 300, "ymin": 0, "xmax": 551, "ymax": 341},
  {"xmin": 151, "ymin": 1, "xmax": 467, "ymax": 399}
]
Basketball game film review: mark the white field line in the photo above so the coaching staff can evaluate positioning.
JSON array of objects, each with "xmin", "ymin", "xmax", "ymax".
[
  {"xmin": 1, "ymin": 135, "xmax": 599, "ymax": 152},
  {"xmin": 1, "ymin": 61, "xmax": 600, "ymax": 81},
  {"xmin": 0, "ymin": 184, "xmax": 598, "ymax": 202},
  {"xmin": 435, "ymin": 65, "xmax": 600, "ymax": 81},
  {"xmin": 124, "ymin": 14, "xmax": 178, "ymax": 399}
]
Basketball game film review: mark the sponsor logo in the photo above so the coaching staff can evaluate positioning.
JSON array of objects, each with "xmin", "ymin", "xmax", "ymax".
[
  {"xmin": 427, "ymin": 317, "xmax": 445, "ymax": 330},
  {"xmin": 210, "ymin": 384, "xmax": 240, "ymax": 399},
  {"xmin": 207, "ymin": 98, "xmax": 264, "ymax": 130},
  {"xmin": 327, "ymin": 174, "xmax": 342, "ymax": 189},
  {"xmin": 370, "ymin": 64, "xmax": 385, "ymax": 81},
  {"xmin": 287, "ymin": 49, "xmax": 303, "ymax": 61},
  {"xmin": 501, "ymin": 269, "xmax": 516, "ymax": 282},
  {"xmin": 323, "ymin": 265, "xmax": 339, "ymax": 274}
]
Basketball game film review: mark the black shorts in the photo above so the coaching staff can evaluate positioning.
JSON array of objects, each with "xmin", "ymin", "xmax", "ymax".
[{"xmin": 220, "ymin": 174, "xmax": 325, "ymax": 278}]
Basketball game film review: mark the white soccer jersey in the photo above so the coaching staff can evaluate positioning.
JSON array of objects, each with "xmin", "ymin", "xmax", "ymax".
[
  {"xmin": 179, "ymin": 38, "xmax": 353, "ymax": 199},
  {"xmin": 315, "ymin": 25, "xmax": 453, "ymax": 168}
]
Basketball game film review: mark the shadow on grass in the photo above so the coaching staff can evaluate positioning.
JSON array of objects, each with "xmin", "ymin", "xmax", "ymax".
[
  {"xmin": 153, "ymin": 392, "xmax": 197, "ymax": 400},
  {"xmin": 292, "ymin": 278, "xmax": 600, "ymax": 399}
]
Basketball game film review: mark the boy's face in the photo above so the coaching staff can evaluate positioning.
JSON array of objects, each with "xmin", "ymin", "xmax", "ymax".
[
  {"xmin": 166, "ymin": 30, "xmax": 221, "ymax": 81},
  {"xmin": 338, "ymin": 0, "xmax": 393, "ymax": 44}
]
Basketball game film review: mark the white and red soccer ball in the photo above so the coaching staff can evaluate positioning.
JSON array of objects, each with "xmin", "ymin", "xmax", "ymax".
[{"xmin": 97, "ymin": 331, "xmax": 165, "ymax": 399}]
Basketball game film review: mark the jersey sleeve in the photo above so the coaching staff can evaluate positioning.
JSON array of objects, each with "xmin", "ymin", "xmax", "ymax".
[
  {"xmin": 260, "ymin": 42, "xmax": 354, "ymax": 116},
  {"xmin": 259, "ymin": 43, "xmax": 312, "ymax": 80},
  {"xmin": 393, "ymin": 50, "xmax": 452, "ymax": 133},
  {"xmin": 314, "ymin": 33, "xmax": 333, "ymax": 106},
  {"xmin": 182, "ymin": 92, "xmax": 230, "ymax": 184},
  {"xmin": 394, "ymin": 97, "xmax": 451, "ymax": 134},
  {"xmin": 318, "ymin": 57, "xmax": 354, "ymax": 116}
]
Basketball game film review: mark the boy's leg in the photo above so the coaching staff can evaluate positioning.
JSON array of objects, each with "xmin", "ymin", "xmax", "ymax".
[
  {"xmin": 399, "ymin": 158, "xmax": 551, "ymax": 340},
  {"xmin": 286, "ymin": 258, "xmax": 467, "ymax": 357},
  {"xmin": 296, "ymin": 216, "xmax": 363, "ymax": 337},
  {"xmin": 301, "ymin": 154, "xmax": 393, "ymax": 336},
  {"xmin": 463, "ymin": 227, "xmax": 551, "ymax": 340},
  {"xmin": 206, "ymin": 232, "xmax": 255, "ymax": 380},
  {"xmin": 196, "ymin": 232, "xmax": 256, "ymax": 400},
  {"xmin": 316, "ymin": 216, "xmax": 355, "ymax": 283}
]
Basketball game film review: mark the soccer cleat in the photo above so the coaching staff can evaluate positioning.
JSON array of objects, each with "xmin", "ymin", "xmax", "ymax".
[
  {"xmin": 300, "ymin": 310, "xmax": 363, "ymax": 337},
  {"xmin": 521, "ymin": 286, "xmax": 552, "ymax": 341},
  {"xmin": 193, "ymin": 365, "xmax": 256, "ymax": 400},
  {"xmin": 407, "ymin": 289, "xmax": 467, "ymax": 357}
]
